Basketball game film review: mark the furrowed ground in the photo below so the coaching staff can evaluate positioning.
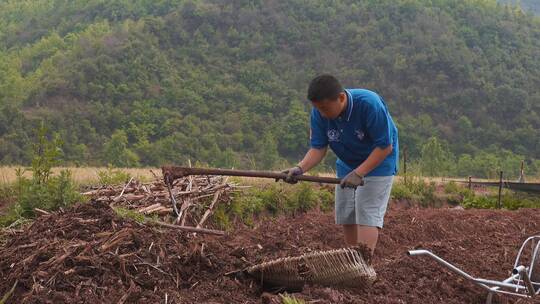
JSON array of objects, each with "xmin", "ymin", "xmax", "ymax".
[{"xmin": 1, "ymin": 193, "xmax": 539, "ymax": 303}]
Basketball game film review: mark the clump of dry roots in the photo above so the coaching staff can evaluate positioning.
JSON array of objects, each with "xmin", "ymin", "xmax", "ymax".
[
  {"xmin": 82, "ymin": 175, "xmax": 241, "ymax": 229},
  {"xmin": 0, "ymin": 201, "xmax": 251, "ymax": 304}
]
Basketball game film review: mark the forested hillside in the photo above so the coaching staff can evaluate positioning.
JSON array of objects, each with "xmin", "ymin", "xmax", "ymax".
[
  {"xmin": 499, "ymin": 0, "xmax": 540, "ymax": 15},
  {"xmin": 1, "ymin": 0, "xmax": 540, "ymax": 177}
]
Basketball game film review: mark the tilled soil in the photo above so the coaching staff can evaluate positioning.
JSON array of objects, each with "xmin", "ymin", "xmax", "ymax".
[{"xmin": 1, "ymin": 201, "xmax": 539, "ymax": 303}]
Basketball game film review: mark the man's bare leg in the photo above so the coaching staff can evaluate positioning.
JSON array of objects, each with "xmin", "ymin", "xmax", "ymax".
[
  {"xmin": 343, "ymin": 224, "xmax": 358, "ymax": 246},
  {"xmin": 356, "ymin": 225, "xmax": 379, "ymax": 253},
  {"xmin": 343, "ymin": 225, "xmax": 379, "ymax": 253}
]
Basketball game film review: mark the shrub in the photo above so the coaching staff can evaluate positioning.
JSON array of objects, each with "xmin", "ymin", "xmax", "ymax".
[
  {"xmin": 286, "ymin": 182, "xmax": 318, "ymax": 213},
  {"xmin": 222, "ymin": 182, "xmax": 334, "ymax": 227},
  {"xmin": 461, "ymin": 195, "xmax": 497, "ymax": 209},
  {"xmin": 212, "ymin": 204, "xmax": 231, "ymax": 230},
  {"xmin": 230, "ymin": 194, "xmax": 265, "ymax": 226},
  {"xmin": 503, "ymin": 195, "xmax": 540, "ymax": 210},
  {"xmin": 97, "ymin": 166, "xmax": 132, "ymax": 185},
  {"xmin": 391, "ymin": 182, "xmax": 413, "ymax": 200},
  {"xmin": 444, "ymin": 181, "xmax": 459, "ymax": 194},
  {"xmin": 0, "ymin": 124, "xmax": 82, "ymax": 227},
  {"xmin": 15, "ymin": 169, "xmax": 81, "ymax": 218},
  {"xmin": 391, "ymin": 176, "xmax": 438, "ymax": 207},
  {"xmin": 257, "ymin": 184, "xmax": 287, "ymax": 215},
  {"xmin": 317, "ymin": 186, "xmax": 335, "ymax": 212},
  {"xmin": 461, "ymin": 192, "xmax": 540, "ymax": 210}
]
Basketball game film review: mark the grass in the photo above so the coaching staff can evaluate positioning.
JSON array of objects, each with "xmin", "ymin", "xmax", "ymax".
[
  {"xmin": 2, "ymin": 163, "xmax": 539, "ymax": 230},
  {"xmin": 214, "ymin": 181, "xmax": 334, "ymax": 229},
  {"xmin": 0, "ymin": 180, "xmax": 15, "ymax": 205},
  {"xmin": 113, "ymin": 207, "xmax": 148, "ymax": 224},
  {"xmin": 389, "ymin": 175, "xmax": 540, "ymax": 209},
  {"xmin": 5, "ymin": 166, "xmax": 533, "ymax": 186},
  {"xmin": 0, "ymin": 165, "xmax": 337, "ymax": 229},
  {"xmin": 461, "ymin": 190, "xmax": 540, "ymax": 210},
  {"xmin": 427, "ymin": 175, "xmax": 540, "ymax": 210},
  {"xmin": 0, "ymin": 280, "xmax": 17, "ymax": 304},
  {"xmin": 391, "ymin": 175, "xmax": 441, "ymax": 207},
  {"xmin": 0, "ymin": 166, "xmax": 159, "ymax": 186},
  {"xmin": 280, "ymin": 294, "xmax": 306, "ymax": 304}
]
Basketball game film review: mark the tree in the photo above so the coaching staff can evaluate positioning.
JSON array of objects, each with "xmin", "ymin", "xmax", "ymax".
[
  {"xmin": 0, "ymin": 0, "xmax": 539, "ymax": 176},
  {"xmin": 420, "ymin": 137, "xmax": 452, "ymax": 176},
  {"xmin": 103, "ymin": 130, "xmax": 139, "ymax": 167}
]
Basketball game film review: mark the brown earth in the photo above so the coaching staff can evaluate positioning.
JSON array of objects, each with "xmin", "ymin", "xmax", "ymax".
[{"xmin": 1, "ymin": 201, "xmax": 540, "ymax": 303}]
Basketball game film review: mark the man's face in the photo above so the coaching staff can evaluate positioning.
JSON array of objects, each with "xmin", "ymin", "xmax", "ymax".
[{"xmin": 311, "ymin": 92, "xmax": 347, "ymax": 119}]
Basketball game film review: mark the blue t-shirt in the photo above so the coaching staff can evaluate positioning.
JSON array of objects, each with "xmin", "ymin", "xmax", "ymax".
[{"xmin": 310, "ymin": 89, "xmax": 399, "ymax": 178}]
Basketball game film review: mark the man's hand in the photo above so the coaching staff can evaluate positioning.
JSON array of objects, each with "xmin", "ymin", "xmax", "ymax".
[
  {"xmin": 340, "ymin": 171, "xmax": 365, "ymax": 189},
  {"xmin": 279, "ymin": 166, "xmax": 304, "ymax": 184}
]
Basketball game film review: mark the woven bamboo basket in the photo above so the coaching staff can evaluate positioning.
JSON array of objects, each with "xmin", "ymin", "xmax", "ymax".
[{"xmin": 246, "ymin": 247, "xmax": 376, "ymax": 290}]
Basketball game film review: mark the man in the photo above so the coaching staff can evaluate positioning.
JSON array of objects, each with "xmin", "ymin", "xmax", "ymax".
[{"xmin": 281, "ymin": 74, "xmax": 398, "ymax": 253}]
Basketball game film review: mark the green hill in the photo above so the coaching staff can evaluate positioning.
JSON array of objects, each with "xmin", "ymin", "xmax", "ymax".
[
  {"xmin": 499, "ymin": 0, "xmax": 540, "ymax": 15},
  {"xmin": 1, "ymin": 0, "xmax": 540, "ymax": 177}
]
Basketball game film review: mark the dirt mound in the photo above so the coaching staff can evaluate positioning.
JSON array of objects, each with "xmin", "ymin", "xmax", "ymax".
[
  {"xmin": 1, "ymin": 201, "xmax": 540, "ymax": 303},
  {"xmin": 0, "ymin": 201, "xmax": 257, "ymax": 303}
]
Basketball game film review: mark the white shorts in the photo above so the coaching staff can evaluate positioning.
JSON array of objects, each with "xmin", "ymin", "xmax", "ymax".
[{"xmin": 334, "ymin": 176, "xmax": 394, "ymax": 228}]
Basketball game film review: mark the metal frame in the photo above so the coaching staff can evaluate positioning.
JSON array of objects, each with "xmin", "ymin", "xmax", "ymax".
[{"xmin": 408, "ymin": 236, "xmax": 540, "ymax": 304}]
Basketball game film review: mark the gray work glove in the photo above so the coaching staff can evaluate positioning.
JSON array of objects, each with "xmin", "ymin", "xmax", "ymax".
[
  {"xmin": 279, "ymin": 166, "xmax": 304, "ymax": 184},
  {"xmin": 340, "ymin": 171, "xmax": 365, "ymax": 189}
]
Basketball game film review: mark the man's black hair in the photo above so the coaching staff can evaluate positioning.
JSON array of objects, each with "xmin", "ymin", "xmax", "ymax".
[{"xmin": 307, "ymin": 74, "xmax": 343, "ymax": 102}]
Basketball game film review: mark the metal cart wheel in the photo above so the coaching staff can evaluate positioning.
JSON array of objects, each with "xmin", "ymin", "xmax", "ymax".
[{"xmin": 532, "ymin": 248, "xmax": 540, "ymax": 291}]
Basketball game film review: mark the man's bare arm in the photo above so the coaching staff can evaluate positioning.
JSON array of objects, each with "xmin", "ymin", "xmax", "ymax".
[
  {"xmin": 354, "ymin": 145, "xmax": 393, "ymax": 176},
  {"xmin": 297, "ymin": 147, "xmax": 328, "ymax": 172}
]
